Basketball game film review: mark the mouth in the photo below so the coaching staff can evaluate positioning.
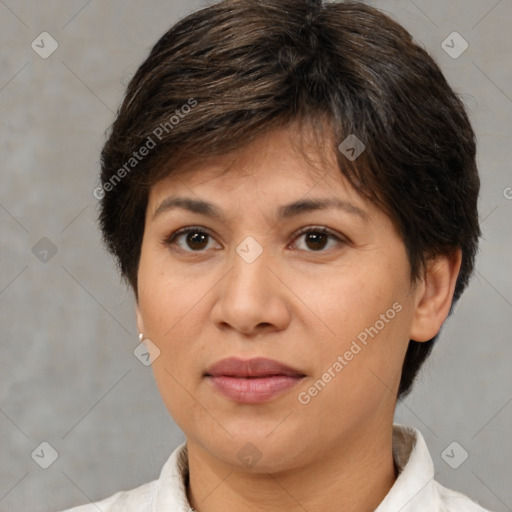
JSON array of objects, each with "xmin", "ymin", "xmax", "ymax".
[
  {"xmin": 205, "ymin": 356, "xmax": 305, "ymax": 378},
  {"xmin": 204, "ymin": 357, "xmax": 306, "ymax": 404}
]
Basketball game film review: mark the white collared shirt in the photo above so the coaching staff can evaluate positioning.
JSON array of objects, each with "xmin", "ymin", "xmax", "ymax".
[{"xmin": 60, "ymin": 424, "xmax": 491, "ymax": 512}]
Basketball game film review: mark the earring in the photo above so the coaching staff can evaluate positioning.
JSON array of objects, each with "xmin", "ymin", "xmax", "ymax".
[{"xmin": 139, "ymin": 333, "xmax": 144, "ymax": 342}]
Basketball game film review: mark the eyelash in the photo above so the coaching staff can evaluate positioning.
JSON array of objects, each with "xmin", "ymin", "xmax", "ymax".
[{"xmin": 164, "ymin": 225, "xmax": 348, "ymax": 253}]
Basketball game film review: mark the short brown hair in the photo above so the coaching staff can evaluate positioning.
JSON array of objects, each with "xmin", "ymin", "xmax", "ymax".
[{"xmin": 98, "ymin": 0, "xmax": 480, "ymax": 400}]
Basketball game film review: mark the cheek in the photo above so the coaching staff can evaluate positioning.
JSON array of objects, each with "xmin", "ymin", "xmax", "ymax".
[
  {"xmin": 137, "ymin": 242, "xmax": 193, "ymax": 335},
  {"xmin": 304, "ymin": 264, "xmax": 398, "ymax": 339},
  {"xmin": 302, "ymin": 262, "xmax": 412, "ymax": 393},
  {"xmin": 138, "ymin": 264, "xmax": 211, "ymax": 428},
  {"xmin": 138, "ymin": 276, "xmax": 201, "ymax": 362},
  {"xmin": 137, "ymin": 245, "xmax": 213, "ymax": 370}
]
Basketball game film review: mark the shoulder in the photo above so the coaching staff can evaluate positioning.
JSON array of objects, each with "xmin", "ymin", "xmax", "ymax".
[
  {"xmin": 433, "ymin": 480, "xmax": 494, "ymax": 512},
  {"xmin": 57, "ymin": 479, "xmax": 157, "ymax": 512},
  {"xmin": 385, "ymin": 425, "xmax": 494, "ymax": 512},
  {"xmin": 57, "ymin": 441, "xmax": 189, "ymax": 511}
]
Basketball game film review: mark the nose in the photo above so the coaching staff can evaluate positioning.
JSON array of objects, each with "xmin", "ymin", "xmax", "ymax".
[{"xmin": 210, "ymin": 242, "xmax": 292, "ymax": 336}]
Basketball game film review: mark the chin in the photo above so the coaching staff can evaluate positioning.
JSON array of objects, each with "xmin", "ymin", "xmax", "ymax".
[{"xmin": 198, "ymin": 426, "xmax": 310, "ymax": 473}]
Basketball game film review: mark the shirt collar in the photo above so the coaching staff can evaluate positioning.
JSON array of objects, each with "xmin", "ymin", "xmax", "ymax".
[
  {"xmin": 153, "ymin": 438, "xmax": 190, "ymax": 512},
  {"xmin": 153, "ymin": 423, "xmax": 436, "ymax": 512},
  {"xmin": 375, "ymin": 424, "xmax": 438, "ymax": 512}
]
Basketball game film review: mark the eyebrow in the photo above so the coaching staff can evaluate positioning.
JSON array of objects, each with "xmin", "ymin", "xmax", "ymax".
[{"xmin": 153, "ymin": 196, "xmax": 368, "ymax": 222}]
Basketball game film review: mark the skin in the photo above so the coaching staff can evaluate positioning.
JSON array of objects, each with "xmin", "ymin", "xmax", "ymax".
[{"xmin": 136, "ymin": 123, "xmax": 461, "ymax": 512}]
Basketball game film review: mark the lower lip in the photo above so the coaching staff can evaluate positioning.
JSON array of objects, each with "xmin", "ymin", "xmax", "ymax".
[{"xmin": 207, "ymin": 375, "xmax": 304, "ymax": 403}]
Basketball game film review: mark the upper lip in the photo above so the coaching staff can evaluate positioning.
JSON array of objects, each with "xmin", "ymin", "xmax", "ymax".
[{"xmin": 205, "ymin": 357, "xmax": 305, "ymax": 378}]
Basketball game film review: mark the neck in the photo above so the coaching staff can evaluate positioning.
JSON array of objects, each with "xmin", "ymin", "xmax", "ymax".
[{"xmin": 185, "ymin": 422, "xmax": 398, "ymax": 512}]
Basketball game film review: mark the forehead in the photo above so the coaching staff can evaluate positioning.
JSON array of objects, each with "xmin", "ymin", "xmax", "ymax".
[{"xmin": 147, "ymin": 124, "xmax": 369, "ymax": 211}]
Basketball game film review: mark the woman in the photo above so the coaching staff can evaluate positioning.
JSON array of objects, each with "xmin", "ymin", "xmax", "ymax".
[{"xmin": 62, "ymin": 0, "xmax": 490, "ymax": 510}]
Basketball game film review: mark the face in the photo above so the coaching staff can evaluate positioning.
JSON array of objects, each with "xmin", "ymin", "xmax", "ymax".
[{"xmin": 136, "ymin": 124, "xmax": 425, "ymax": 472}]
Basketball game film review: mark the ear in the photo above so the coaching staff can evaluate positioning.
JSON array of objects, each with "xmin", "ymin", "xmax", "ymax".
[
  {"xmin": 135, "ymin": 301, "xmax": 145, "ymax": 337},
  {"xmin": 409, "ymin": 249, "xmax": 462, "ymax": 342}
]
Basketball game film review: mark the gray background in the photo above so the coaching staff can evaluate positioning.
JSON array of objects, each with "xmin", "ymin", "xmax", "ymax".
[{"xmin": 0, "ymin": 0, "xmax": 511, "ymax": 511}]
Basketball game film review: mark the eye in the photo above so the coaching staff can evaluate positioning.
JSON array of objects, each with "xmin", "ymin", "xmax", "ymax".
[
  {"xmin": 164, "ymin": 226, "xmax": 347, "ymax": 253},
  {"xmin": 164, "ymin": 226, "xmax": 220, "ymax": 252},
  {"xmin": 291, "ymin": 226, "xmax": 346, "ymax": 252}
]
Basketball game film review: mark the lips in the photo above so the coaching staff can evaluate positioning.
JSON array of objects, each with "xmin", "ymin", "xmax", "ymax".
[
  {"xmin": 205, "ymin": 357, "xmax": 305, "ymax": 378},
  {"xmin": 205, "ymin": 357, "xmax": 306, "ymax": 404}
]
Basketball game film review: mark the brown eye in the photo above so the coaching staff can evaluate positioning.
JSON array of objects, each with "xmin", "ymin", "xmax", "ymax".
[
  {"xmin": 165, "ymin": 227, "xmax": 218, "ymax": 252},
  {"xmin": 292, "ymin": 227, "xmax": 345, "ymax": 252}
]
